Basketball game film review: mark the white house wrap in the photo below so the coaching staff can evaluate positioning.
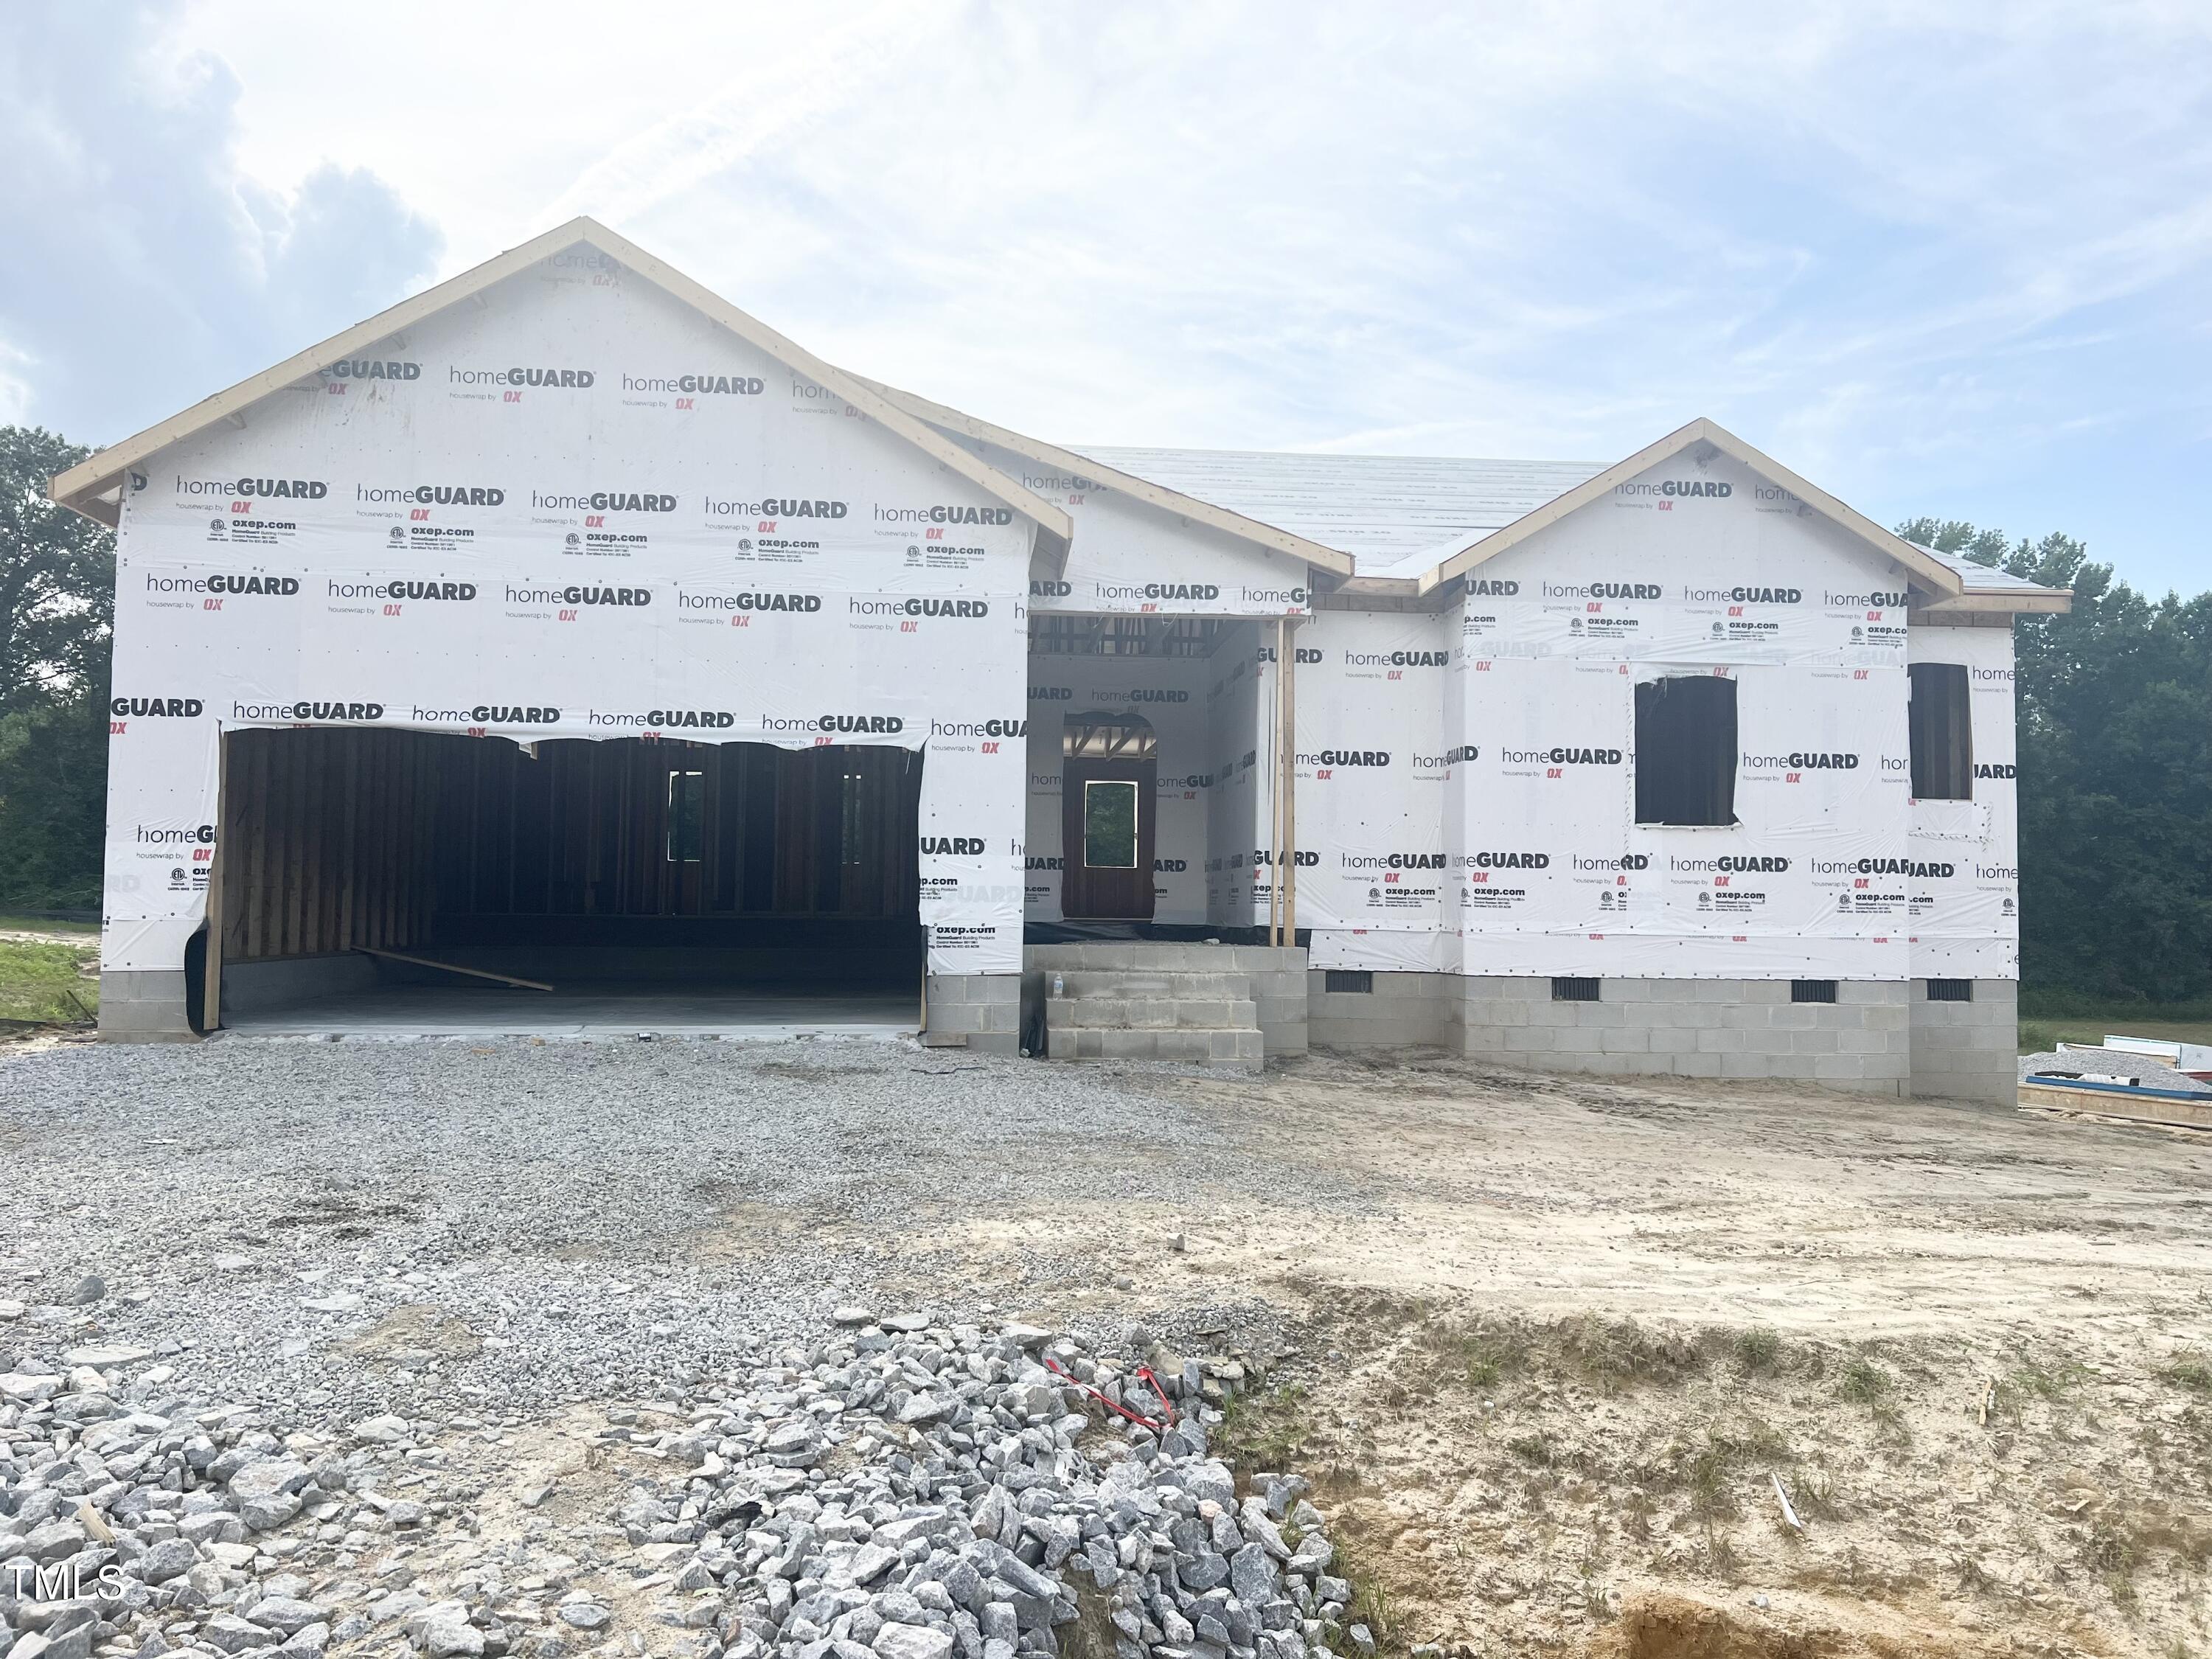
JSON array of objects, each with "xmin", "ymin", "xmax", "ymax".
[{"xmin": 55, "ymin": 219, "xmax": 2061, "ymax": 1099}]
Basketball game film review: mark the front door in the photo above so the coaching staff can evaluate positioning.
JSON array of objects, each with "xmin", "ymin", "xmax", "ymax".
[{"xmin": 1060, "ymin": 712, "xmax": 1157, "ymax": 920}]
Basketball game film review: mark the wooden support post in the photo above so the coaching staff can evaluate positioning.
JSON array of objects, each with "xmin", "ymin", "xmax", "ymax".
[
  {"xmin": 1270, "ymin": 618, "xmax": 1287, "ymax": 945},
  {"xmin": 1282, "ymin": 616, "xmax": 1300, "ymax": 946},
  {"xmin": 201, "ymin": 732, "xmax": 227, "ymax": 1034}
]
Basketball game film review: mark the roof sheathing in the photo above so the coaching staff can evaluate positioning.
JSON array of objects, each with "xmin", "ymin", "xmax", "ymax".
[
  {"xmin": 1049, "ymin": 436, "xmax": 2067, "ymax": 616},
  {"xmin": 853, "ymin": 379, "xmax": 1359, "ymax": 580}
]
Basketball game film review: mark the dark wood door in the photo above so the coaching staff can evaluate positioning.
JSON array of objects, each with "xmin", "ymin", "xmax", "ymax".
[{"xmin": 1061, "ymin": 757, "xmax": 1156, "ymax": 919}]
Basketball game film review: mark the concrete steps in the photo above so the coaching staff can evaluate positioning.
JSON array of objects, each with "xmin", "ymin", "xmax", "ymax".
[{"xmin": 1044, "ymin": 967, "xmax": 1263, "ymax": 1071}]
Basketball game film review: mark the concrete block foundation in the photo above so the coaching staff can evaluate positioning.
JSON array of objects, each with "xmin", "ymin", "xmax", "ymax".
[
  {"xmin": 1310, "ymin": 969, "xmax": 1453, "ymax": 1050},
  {"xmin": 1300, "ymin": 970, "xmax": 1989, "ymax": 1098},
  {"xmin": 922, "ymin": 974, "xmax": 1020, "ymax": 1055},
  {"xmin": 1909, "ymin": 978, "xmax": 2020, "ymax": 1105},
  {"xmin": 1451, "ymin": 976, "xmax": 1915, "ymax": 1095},
  {"xmin": 97, "ymin": 969, "xmax": 197, "ymax": 1043}
]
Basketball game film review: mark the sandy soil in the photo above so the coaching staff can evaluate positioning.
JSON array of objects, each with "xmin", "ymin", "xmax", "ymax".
[{"xmin": 1022, "ymin": 1051, "xmax": 2212, "ymax": 1659}]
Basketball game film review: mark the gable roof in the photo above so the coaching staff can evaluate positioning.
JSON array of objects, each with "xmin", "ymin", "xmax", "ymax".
[
  {"xmin": 48, "ymin": 218, "xmax": 1073, "ymax": 559},
  {"xmin": 853, "ymin": 378, "xmax": 1359, "ymax": 580},
  {"xmin": 1418, "ymin": 417, "xmax": 1965, "ymax": 601},
  {"xmin": 1070, "ymin": 447, "xmax": 1604, "ymax": 571}
]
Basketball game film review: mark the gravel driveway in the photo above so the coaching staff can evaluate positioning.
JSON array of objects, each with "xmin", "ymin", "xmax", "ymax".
[{"xmin": 1, "ymin": 1038, "xmax": 1357, "ymax": 1420}]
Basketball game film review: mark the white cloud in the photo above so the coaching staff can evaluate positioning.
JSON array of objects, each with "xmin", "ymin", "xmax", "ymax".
[
  {"xmin": 0, "ymin": 1, "xmax": 442, "ymax": 445},
  {"xmin": 7, "ymin": 0, "xmax": 2211, "ymax": 578}
]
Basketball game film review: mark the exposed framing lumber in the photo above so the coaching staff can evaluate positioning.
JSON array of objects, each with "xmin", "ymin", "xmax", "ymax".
[
  {"xmin": 201, "ymin": 734, "xmax": 228, "ymax": 1034},
  {"xmin": 1274, "ymin": 619, "xmax": 1292, "ymax": 947},
  {"xmin": 354, "ymin": 947, "xmax": 554, "ymax": 992},
  {"xmin": 1916, "ymin": 590, "xmax": 2075, "ymax": 616},
  {"xmin": 1283, "ymin": 619, "xmax": 1292, "ymax": 947}
]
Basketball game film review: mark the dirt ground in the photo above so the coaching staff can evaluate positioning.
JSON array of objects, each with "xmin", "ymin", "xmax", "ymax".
[
  {"xmin": 902, "ymin": 1053, "xmax": 2212, "ymax": 1659},
  {"xmin": 9, "ymin": 1031, "xmax": 2210, "ymax": 1656},
  {"xmin": 979, "ymin": 1051, "xmax": 2212, "ymax": 1659}
]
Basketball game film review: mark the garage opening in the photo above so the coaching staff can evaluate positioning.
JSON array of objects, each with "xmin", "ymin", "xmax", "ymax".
[{"xmin": 207, "ymin": 728, "xmax": 922, "ymax": 1037}]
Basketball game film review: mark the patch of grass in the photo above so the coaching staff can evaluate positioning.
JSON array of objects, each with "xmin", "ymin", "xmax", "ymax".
[
  {"xmin": 2161, "ymin": 1354, "xmax": 2212, "ymax": 1397},
  {"xmin": 1215, "ymin": 1383, "xmax": 1315, "ymax": 1471},
  {"xmin": 1790, "ymin": 1467, "xmax": 1843, "ymax": 1521},
  {"xmin": 1836, "ymin": 1355, "xmax": 1893, "ymax": 1405},
  {"xmin": 0, "ymin": 937, "xmax": 98, "ymax": 1025},
  {"xmin": 1348, "ymin": 1576, "xmax": 1397, "ymax": 1649},
  {"xmin": 1686, "ymin": 1441, "xmax": 1734, "ymax": 1519},
  {"xmin": 1549, "ymin": 1312, "xmax": 1711, "ymax": 1391},
  {"xmin": 1506, "ymin": 1431, "xmax": 1556, "ymax": 1467},
  {"xmin": 1731, "ymin": 1326, "xmax": 1784, "ymax": 1375},
  {"xmin": 1412, "ymin": 1315, "xmax": 1530, "ymax": 1391},
  {"xmin": 1704, "ymin": 1523, "xmax": 1743, "ymax": 1582},
  {"xmin": 1677, "ymin": 1416, "xmax": 1787, "ymax": 1520},
  {"xmin": 1418, "ymin": 1312, "xmax": 1764, "ymax": 1400},
  {"xmin": 2010, "ymin": 1355, "xmax": 2092, "ymax": 1401},
  {"xmin": 0, "ymin": 914, "xmax": 99, "ymax": 935},
  {"xmin": 2016, "ymin": 991, "xmax": 2212, "ymax": 1057}
]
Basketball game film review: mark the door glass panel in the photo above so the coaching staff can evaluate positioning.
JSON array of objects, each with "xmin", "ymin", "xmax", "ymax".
[{"xmin": 1082, "ymin": 780, "xmax": 1138, "ymax": 868}]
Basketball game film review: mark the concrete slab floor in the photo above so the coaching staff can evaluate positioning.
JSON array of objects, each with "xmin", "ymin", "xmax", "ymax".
[{"xmin": 215, "ymin": 979, "xmax": 918, "ymax": 1042}]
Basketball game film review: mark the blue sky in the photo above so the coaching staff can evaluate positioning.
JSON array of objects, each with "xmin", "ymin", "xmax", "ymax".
[{"xmin": 4, "ymin": 1, "xmax": 2209, "ymax": 593}]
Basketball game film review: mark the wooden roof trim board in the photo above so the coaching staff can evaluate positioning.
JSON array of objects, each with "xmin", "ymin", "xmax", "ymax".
[
  {"xmin": 1419, "ymin": 417, "xmax": 1969, "ymax": 604},
  {"xmin": 1916, "ymin": 588, "xmax": 2074, "ymax": 616},
  {"xmin": 851, "ymin": 376, "xmax": 1359, "ymax": 580},
  {"xmin": 49, "ymin": 218, "xmax": 1072, "ymax": 557}
]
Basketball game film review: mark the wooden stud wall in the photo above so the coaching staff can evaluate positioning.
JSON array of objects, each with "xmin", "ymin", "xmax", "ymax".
[
  {"xmin": 220, "ymin": 731, "xmax": 921, "ymax": 962},
  {"xmin": 429, "ymin": 739, "xmax": 918, "ymax": 921},
  {"xmin": 220, "ymin": 728, "xmax": 437, "ymax": 963}
]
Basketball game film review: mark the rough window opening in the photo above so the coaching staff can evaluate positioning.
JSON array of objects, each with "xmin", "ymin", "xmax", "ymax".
[
  {"xmin": 1324, "ymin": 970, "xmax": 1373, "ymax": 995},
  {"xmin": 1926, "ymin": 978, "xmax": 1974, "ymax": 1002},
  {"xmin": 1552, "ymin": 976, "xmax": 1600, "ymax": 1002},
  {"xmin": 1908, "ymin": 662, "xmax": 1974, "ymax": 799},
  {"xmin": 1635, "ymin": 675, "xmax": 1737, "ymax": 826},
  {"xmin": 1791, "ymin": 979, "xmax": 1838, "ymax": 1004},
  {"xmin": 665, "ymin": 769, "xmax": 704, "ymax": 862}
]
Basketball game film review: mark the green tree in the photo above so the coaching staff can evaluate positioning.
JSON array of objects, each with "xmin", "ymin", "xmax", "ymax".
[
  {"xmin": 1, "ymin": 426, "xmax": 114, "ymax": 910},
  {"xmin": 1898, "ymin": 518, "xmax": 2212, "ymax": 1001}
]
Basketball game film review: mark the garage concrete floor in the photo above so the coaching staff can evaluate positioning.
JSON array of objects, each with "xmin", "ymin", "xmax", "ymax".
[{"xmin": 216, "ymin": 979, "xmax": 917, "ymax": 1040}]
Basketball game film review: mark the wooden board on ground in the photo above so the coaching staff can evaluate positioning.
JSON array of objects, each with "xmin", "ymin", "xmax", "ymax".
[
  {"xmin": 354, "ymin": 948, "xmax": 554, "ymax": 992},
  {"xmin": 2019, "ymin": 1077, "xmax": 2212, "ymax": 1130}
]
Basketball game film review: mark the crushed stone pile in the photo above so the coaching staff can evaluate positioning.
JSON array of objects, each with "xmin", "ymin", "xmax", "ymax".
[{"xmin": 0, "ymin": 1318, "xmax": 1350, "ymax": 1659}]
